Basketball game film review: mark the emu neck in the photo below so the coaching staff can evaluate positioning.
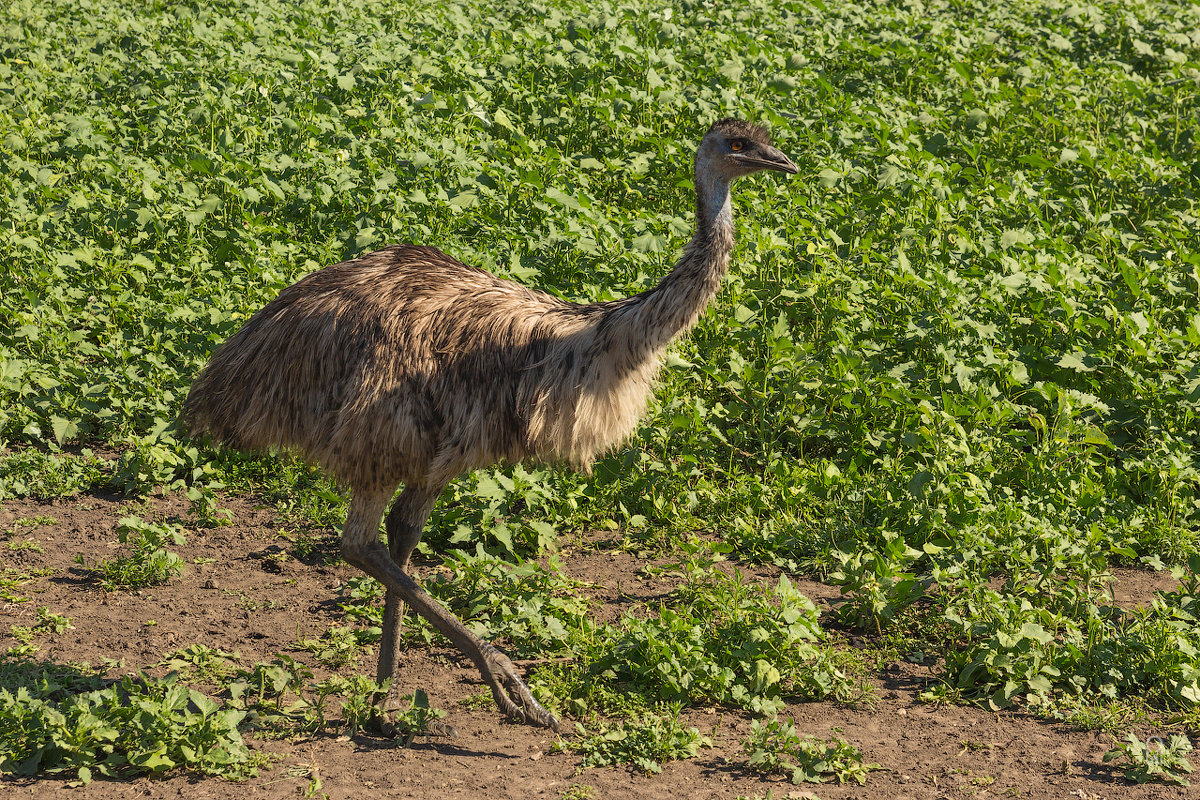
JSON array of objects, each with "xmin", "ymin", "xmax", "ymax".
[{"xmin": 611, "ymin": 170, "xmax": 734, "ymax": 357}]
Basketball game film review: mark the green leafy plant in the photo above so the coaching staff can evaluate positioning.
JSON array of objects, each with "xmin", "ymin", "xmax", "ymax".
[
  {"xmin": 0, "ymin": 670, "xmax": 260, "ymax": 781},
  {"xmin": 0, "ymin": 565, "xmax": 52, "ymax": 604},
  {"xmin": 595, "ymin": 570, "xmax": 847, "ymax": 710},
  {"xmin": 743, "ymin": 716, "xmax": 880, "ymax": 785},
  {"xmin": 1103, "ymin": 733, "xmax": 1193, "ymax": 786},
  {"xmin": 569, "ymin": 708, "xmax": 711, "ymax": 773},
  {"xmin": 943, "ymin": 597, "xmax": 1066, "ymax": 709},
  {"xmin": 78, "ymin": 516, "xmax": 186, "ymax": 590},
  {"xmin": 225, "ymin": 662, "xmax": 447, "ymax": 743},
  {"xmin": 560, "ymin": 784, "xmax": 596, "ymax": 800},
  {"xmin": 340, "ymin": 684, "xmax": 447, "ymax": 743},
  {"xmin": 158, "ymin": 644, "xmax": 238, "ymax": 682},
  {"xmin": 9, "ymin": 607, "xmax": 71, "ymax": 644},
  {"xmin": 828, "ymin": 536, "xmax": 928, "ymax": 634},
  {"xmin": 227, "ymin": 656, "xmax": 315, "ymax": 720},
  {"xmin": 940, "ymin": 578, "xmax": 1200, "ymax": 711},
  {"xmin": 294, "ymin": 624, "xmax": 379, "ymax": 669},
  {"xmin": 343, "ymin": 551, "xmax": 592, "ymax": 658}
]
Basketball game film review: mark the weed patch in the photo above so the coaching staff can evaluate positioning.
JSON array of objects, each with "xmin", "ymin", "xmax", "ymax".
[
  {"xmin": 743, "ymin": 716, "xmax": 880, "ymax": 785},
  {"xmin": 76, "ymin": 516, "xmax": 186, "ymax": 590},
  {"xmin": 568, "ymin": 709, "xmax": 712, "ymax": 773}
]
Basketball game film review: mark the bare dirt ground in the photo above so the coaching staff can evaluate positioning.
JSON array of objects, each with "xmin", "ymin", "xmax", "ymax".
[{"xmin": 0, "ymin": 491, "xmax": 1193, "ymax": 799}]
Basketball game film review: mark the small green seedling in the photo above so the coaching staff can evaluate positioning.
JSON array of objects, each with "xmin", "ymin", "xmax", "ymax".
[{"xmin": 78, "ymin": 516, "xmax": 186, "ymax": 590}]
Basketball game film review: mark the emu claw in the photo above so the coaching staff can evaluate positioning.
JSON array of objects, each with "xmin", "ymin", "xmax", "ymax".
[{"xmin": 483, "ymin": 651, "xmax": 564, "ymax": 733}]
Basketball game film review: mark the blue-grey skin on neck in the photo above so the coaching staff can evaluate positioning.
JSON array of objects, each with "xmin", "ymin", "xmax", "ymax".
[
  {"xmin": 613, "ymin": 150, "xmax": 738, "ymax": 357},
  {"xmin": 590, "ymin": 119, "xmax": 796, "ymax": 386},
  {"xmin": 622, "ymin": 117, "xmax": 798, "ymax": 352}
]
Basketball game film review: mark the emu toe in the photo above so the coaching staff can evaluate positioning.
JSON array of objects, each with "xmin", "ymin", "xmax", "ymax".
[{"xmin": 482, "ymin": 652, "xmax": 563, "ymax": 732}]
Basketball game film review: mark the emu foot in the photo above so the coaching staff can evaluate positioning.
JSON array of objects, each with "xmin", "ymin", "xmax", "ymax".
[
  {"xmin": 479, "ymin": 647, "xmax": 564, "ymax": 733},
  {"xmin": 368, "ymin": 685, "xmax": 459, "ymax": 741}
]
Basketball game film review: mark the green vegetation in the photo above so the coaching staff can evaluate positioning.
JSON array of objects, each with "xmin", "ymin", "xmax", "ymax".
[
  {"xmin": 0, "ymin": 565, "xmax": 53, "ymax": 604},
  {"xmin": 0, "ymin": 651, "xmax": 446, "ymax": 782},
  {"xmin": 338, "ymin": 684, "xmax": 448, "ymax": 744},
  {"xmin": 743, "ymin": 715, "xmax": 880, "ymax": 784},
  {"xmin": 1104, "ymin": 733, "xmax": 1194, "ymax": 786},
  {"xmin": 1, "ymin": 0, "xmax": 1198, "ymax": 786},
  {"xmin": 560, "ymin": 784, "xmax": 596, "ymax": 800},
  {"xmin": 569, "ymin": 709, "xmax": 712, "ymax": 773},
  {"xmin": 9, "ymin": 607, "xmax": 72, "ymax": 646},
  {"xmin": 0, "ymin": 661, "xmax": 261, "ymax": 781},
  {"xmin": 592, "ymin": 568, "xmax": 846, "ymax": 710},
  {"xmin": 2, "ymin": 517, "xmax": 55, "ymax": 555},
  {"xmin": 76, "ymin": 516, "xmax": 186, "ymax": 590},
  {"xmin": 295, "ymin": 624, "xmax": 380, "ymax": 669},
  {"xmin": 158, "ymin": 644, "xmax": 239, "ymax": 682}
]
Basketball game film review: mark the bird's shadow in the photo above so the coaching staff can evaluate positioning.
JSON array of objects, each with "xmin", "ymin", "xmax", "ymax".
[
  {"xmin": 878, "ymin": 661, "xmax": 940, "ymax": 694},
  {"xmin": 352, "ymin": 734, "xmax": 521, "ymax": 760},
  {"xmin": 1069, "ymin": 760, "xmax": 1130, "ymax": 786},
  {"xmin": 50, "ymin": 565, "xmax": 98, "ymax": 588}
]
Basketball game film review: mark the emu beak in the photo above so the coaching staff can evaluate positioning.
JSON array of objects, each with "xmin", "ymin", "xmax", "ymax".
[
  {"xmin": 740, "ymin": 145, "xmax": 799, "ymax": 175},
  {"xmin": 760, "ymin": 146, "xmax": 799, "ymax": 175}
]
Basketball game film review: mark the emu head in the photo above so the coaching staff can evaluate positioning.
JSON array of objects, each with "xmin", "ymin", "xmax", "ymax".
[{"xmin": 696, "ymin": 118, "xmax": 798, "ymax": 182}]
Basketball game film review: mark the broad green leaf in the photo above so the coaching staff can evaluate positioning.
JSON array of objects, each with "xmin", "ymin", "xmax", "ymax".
[
  {"xmin": 632, "ymin": 232, "xmax": 667, "ymax": 253},
  {"xmin": 1018, "ymin": 623, "xmax": 1053, "ymax": 645},
  {"xmin": 448, "ymin": 192, "xmax": 478, "ymax": 210},
  {"xmin": 818, "ymin": 168, "xmax": 841, "ymax": 188},
  {"xmin": 51, "ymin": 416, "xmax": 79, "ymax": 444},
  {"xmin": 718, "ymin": 59, "xmax": 744, "ymax": 81},
  {"xmin": 1056, "ymin": 353, "xmax": 1092, "ymax": 372},
  {"xmin": 547, "ymin": 187, "xmax": 584, "ymax": 212}
]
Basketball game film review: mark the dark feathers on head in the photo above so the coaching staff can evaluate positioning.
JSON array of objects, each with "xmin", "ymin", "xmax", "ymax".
[{"xmin": 707, "ymin": 118, "xmax": 771, "ymax": 145}]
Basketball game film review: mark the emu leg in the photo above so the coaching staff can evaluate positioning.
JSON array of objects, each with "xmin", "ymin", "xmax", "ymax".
[
  {"xmin": 376, "ymin": 484, "xmax": 440, "ymax": 685},
  {"xmin": 342, "ymin": 490, "xmax": 561, "ymax": 732}
]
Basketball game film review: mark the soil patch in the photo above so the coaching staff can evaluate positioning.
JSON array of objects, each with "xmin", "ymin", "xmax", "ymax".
[{"xmin": 0, "ymin": 493, "xmax": 1191, "ymax": 799}]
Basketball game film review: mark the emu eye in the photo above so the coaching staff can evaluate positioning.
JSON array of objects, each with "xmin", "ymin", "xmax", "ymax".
[{"xmin": 730, "ymin": 140, "xmax": 744, "ymax": 152}]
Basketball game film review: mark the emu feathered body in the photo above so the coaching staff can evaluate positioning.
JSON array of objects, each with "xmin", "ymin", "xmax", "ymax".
[
  {"xmin": 181, "ymin": 236, "xmax": 721, "ymax": 490},
  {"xmin": 180, "ymin": 118, "xmax": 798, "ymax": 732}
]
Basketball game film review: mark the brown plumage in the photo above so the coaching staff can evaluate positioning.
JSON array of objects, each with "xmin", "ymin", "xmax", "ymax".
[{"xmin": 181, "ymin": 118, "xmax": 798, "ymax": 732}]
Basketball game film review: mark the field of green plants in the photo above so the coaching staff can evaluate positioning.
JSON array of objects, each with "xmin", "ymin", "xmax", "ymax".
[{"xmin": 2, "ymin": 0, "xmax": 1200, "ymax": 790}]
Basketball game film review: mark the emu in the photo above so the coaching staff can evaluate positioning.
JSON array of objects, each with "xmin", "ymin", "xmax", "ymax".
[{"xmin": 181, "ymin": 118, "xmax": 797, "ymax": 731}]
